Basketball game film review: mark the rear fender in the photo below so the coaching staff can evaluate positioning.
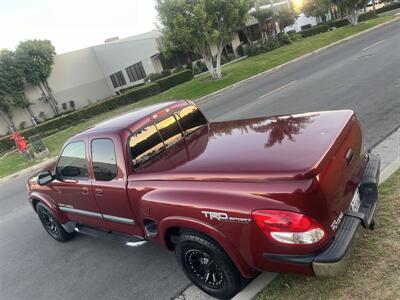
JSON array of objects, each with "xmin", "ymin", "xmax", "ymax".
[
  {"xmin": 158, "ymin": 216, "xmax": 255, "ymax": 278},
  {"xmin": 29, "ymin": 191, "xmax": 69, "ymax": 224}
]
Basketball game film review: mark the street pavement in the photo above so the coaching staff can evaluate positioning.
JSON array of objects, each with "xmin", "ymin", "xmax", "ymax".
[{"xmin": 1, "ymin": 19, "xmax": 399, "ymax": 300}]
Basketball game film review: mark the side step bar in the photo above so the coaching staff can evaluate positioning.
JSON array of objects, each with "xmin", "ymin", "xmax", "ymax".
[{"xmin": 75, "ymin": 225, "xmax": 147, "ymax": 247}]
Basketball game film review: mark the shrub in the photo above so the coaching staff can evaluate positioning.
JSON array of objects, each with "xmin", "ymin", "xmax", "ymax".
[
  {"xmin": 327, "ymin": 18, "xmax": 349, "ymax": 28},
  {"xmin": 359, "ymin": 11, "xmax": 377, "ymax": 22},
  {"xmin": 276, "ymin": 33, "xmax": 292, "ymax": 45},
  {"xmin": 69, "ymin": 100, "xmax": 76, "ymax": 110},
  {"xmin": 161, "ymin": 69, "xmax": 172, "ymax": 77},
  {"xmin": 149, "ymin": 73, "xmax": 163, "ymax": 82},
  {"xmin": 237, "ymin": 44, "xmax": 245, "ymax": 57},
  {"xmin": 61, "ymin": 103, "xmax": 67, "ymax": 110},
  {"xmin": 19, "ymin": 122, "xmax": 26, "ymax": 130},
  {"xmin": 376, "ymin": 2, "xmax": 400, "ymax": 14},
  {"xmin": 119, "ymin": 83, "xmax": 145, "ymax": 94},
  {"xmin": 173, "ymin": 66, "xmax": 184, "ymax": 73},
  {"xmin": 155, "ymin": 70, "xmax": 193, "ymax": 91},
  {"xmin": 0, "ymin": 82, "xmax": 161, "ymax": 154},
  {"xmin": 300, "ymin": 24, "xmax": 329, "ymax": 37},
  {"xmin": 288, "ymin": 32, "xmax": 302, "ymax": 42}
]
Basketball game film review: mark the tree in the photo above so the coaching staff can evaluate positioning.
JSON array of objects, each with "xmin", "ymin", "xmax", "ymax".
[
  {"xmin": 0, "ymin": 94, "xmax": 15, "ymax": 132},
  {"xmin": 0, "ymin": 49, "xmax": 36, "ymax": 126},
  {"xmin": 302, "ymin": 0, "xmax": 331, "ymax": 23},
  {"xmin": 274, "ymin": 9, "xmax": 296, "ymax": 30},
  {"xmin": 332, "ymin": 0, "xmax": 368, "ymax": 25},
  {"xmin": 251, "ymin": 8, "xmax": 273, "ymax": 41},
  {"xmin": 15, "ymin": 40, "xmax": 59, "ymax": 114},
  {"xmin": 156, "ymin": 0, "xmax": 253, "ymax": 80}
]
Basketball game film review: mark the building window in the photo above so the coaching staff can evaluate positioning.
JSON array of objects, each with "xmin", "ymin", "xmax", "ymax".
[
  {"xmin": 110, "ymin": 71, "xmax": 126, "ymax": 88},
  {"xmin": 126, "ymin": 62, "xmax": 146, "ymax": 83}
]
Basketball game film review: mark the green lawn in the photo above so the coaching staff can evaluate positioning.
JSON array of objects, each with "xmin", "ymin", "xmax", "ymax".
[
  {"xmin": 257, "ymin": 170, "xmax": 400, "ymax": 300},
  {"xmin": 0, "ymin": 15, "xmax": 396, "ymax": 178}
]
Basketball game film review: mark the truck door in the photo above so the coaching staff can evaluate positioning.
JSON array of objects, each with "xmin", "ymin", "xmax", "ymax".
[
  {"xmin": 51, "ymin": 140, "xmax": 107, "ymax": 230},
  {"xmin": 89, "ymin": 135, "xmax": 143, "ymax": 237}
]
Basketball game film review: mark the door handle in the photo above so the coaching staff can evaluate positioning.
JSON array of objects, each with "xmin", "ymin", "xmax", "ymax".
[
  {"xmin": 82, "ymin": 187, "xmax": 89, "ymax": 195},
  {"xmin": 95, "ymin": 189, "xmax": 103, "ymax": 196}
]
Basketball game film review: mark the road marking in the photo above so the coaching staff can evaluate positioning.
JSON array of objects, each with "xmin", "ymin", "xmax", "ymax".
[
  {"xmin": 362, "ymin": 39, "xmax": 385, "ymax": 51},
  {"xmin": 258, "ymin": 81, "xmax": 297, "ymax": 99}
]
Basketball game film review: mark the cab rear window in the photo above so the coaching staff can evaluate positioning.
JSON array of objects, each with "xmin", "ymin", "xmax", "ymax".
[
  {"xmin": 129, "ymin": 105, "xmax": 207, "ymax": 169},
  {"xmin": 176, "ymin": 106, "xmax": 207, "ymax": 135}
]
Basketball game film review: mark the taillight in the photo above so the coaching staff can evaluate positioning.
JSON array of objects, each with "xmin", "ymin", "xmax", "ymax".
[{"xmin": 252, "ymin": 210, "xmax": 326, "ymax": 245}]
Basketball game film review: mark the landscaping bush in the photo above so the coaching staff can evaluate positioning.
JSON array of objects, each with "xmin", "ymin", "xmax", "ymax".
[
  {"xmin": 276, "ymin": 33, "xmax": 292, "ymax": 45},
  {"xmin": 173, "ymin": 66, "xmax": 184, "ymax": 73},
  {"xmin": 119, "ymin": 83, "xmax": 145, "ymax": 93},
  {"xmin": 288, "ymin": 32, "xmax": 302, "ymax": 42},
  {"xmin": 155, "ymin": 70, "xmax": 193, "ymax": 91},
  {"xmin": 0, "ymin": 83, "xmax": 161, "ymax": 154},
  {"xmin": 148, "ymin": 73, "xmax": 163, "ymax": 82},
  {"xmin": 161, "ymin": 69, "xmax": 172, "ymax": 77},
  {"xmin": 300, "ymin": 24, "xmax": 329, "ymax": 37},
  {"xmin": 359, "ymin": 11, "xmax": 377, "ymax": 22},
  {"xmin": 327, "ymin": 18, "xmax": 349, "ymax": 28},
  {"xmin": 376, "ymin": 2, "xmax": 400, "ymax": 14},
  {"xmin": 236, "ymin": 44, "xmax": 245, "ymax": 57}
]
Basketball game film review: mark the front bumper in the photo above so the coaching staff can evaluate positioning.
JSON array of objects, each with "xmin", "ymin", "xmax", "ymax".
[{"xmin": 264, "ymin": 154, "xmax": 380, "ymax": 277}]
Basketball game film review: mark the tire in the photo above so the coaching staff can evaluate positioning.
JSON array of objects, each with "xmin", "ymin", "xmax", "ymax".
[
  {"xmin": 36, "ymin": 202, "xmax": 75, "ymax": 242},
  {"xmin": 175, "ymin": 231, "xmax": 242, "ymax": 300}
]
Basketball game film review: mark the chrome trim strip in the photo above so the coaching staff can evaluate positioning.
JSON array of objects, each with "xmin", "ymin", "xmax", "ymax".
[
  {"xmin": 59, "ymin": 205, "xmax": 135, "ymax": 224},
  {"xmin": 103, "ymin": 214, "xmax": 135, "ymax": 225},
  {"xmin": 59, "ymin": 206, "xmax": 102, "ymax": 218}
]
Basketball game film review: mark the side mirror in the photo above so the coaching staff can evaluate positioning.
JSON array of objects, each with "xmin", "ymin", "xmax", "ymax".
[
  {"xmin": 61, "ymin": 166, "xmax": 81, "ymax": 178},
  {"xmin": 37, "ymin": 170, "xmax": 55, "ymax": 186}
]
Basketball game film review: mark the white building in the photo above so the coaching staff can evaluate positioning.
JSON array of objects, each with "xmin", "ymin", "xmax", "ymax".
[{"xmin": 0, "ymin": 30, "xmax": 164, "ymax": 135}]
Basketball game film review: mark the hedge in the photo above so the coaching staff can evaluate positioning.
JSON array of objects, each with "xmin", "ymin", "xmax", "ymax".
[
  {"xmin": 376, "ymin": 2, "xmax": 400, "ymax": 14},
  {"xmin": 0, "ymin": 70, "xmax": 195, "ymax": 154},
  {"xmin": 155, "ymin": 70, "xmax": 193, "ymax": 91},
  {"xmin": 328, "ymin": 18, "xmax": 350, "ymax": 28},
  {"xmin": 300, "ymin": 24, "xmax": 330, "ymax": 37}
]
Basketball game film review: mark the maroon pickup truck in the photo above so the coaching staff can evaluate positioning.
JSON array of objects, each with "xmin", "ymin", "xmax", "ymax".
[{"xmin": 28, "ymin": 100, "xmax": 380, "ymax": 299}]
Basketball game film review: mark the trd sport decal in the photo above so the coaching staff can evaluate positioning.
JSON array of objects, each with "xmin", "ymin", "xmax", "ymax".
[{"xmin": 201, "ymin": 211, "xmax": 251, "ymax": 224}]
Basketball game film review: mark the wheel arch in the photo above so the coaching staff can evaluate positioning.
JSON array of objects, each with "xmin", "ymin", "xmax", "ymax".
[
  {"xmin": 159, "ymin": 217, "xmax": 255, "ymax": 278},
  {"xmin": 29, "ymin": 192, "xmax": 68, "ymax": 224}
]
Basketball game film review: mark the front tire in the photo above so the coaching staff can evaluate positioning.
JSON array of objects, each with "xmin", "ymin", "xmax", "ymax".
[
  {"xmin": 175, "ymin": 232, "xmax": 242, "ymax": 300},
  {"xmin": 36, "ymin": 202, "xmax": 75, "ymax": 242}
]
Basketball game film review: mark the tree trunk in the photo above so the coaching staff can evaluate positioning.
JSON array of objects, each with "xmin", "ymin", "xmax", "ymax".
[
  {"xmin": 372, "ymin": 0, "xmax": 376, "ymax": 13},
  {"xmin": 347, "ymin": 8, "xmax": 359, "ymax": 25},
  {"xmin": 203, "ymin": 56, "xmax": 219, "ymax": 80},
  {"xmin": 215, "ymin": 49, "xmax": 223, "ymax": 80},
  {"xmin": 38, "ymin": 82, "xmax": 57, "ymax": 115},
  {"xmin": 0, "ymin": 110, "xmax": 16, "ymax": 132},
  {"xmin": 42, "ymin": 80, "xmax": 59, "ymax": 114},
  {"xmin": 24, "ymin": 107, "xmax": 37, "ymax": 126}
]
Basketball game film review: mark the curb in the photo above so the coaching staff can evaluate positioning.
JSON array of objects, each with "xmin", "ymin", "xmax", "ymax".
[
  {"xmin": 0, "ymin": 157, "xmax": 57, "ymax": 184},
  {"xmin": 195, "ymin": 16, "xmax": 400, "ymax": 104}
]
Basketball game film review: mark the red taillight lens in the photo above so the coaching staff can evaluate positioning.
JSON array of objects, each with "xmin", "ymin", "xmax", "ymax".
[{"xmin": 252, "ymin": 210, "xmax": 326, "ymax": 245}]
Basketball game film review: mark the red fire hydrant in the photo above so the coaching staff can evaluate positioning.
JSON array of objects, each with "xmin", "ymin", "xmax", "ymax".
[{"xmin": 10, "ymin": 132, "xmax": 32, "ymax": 160}]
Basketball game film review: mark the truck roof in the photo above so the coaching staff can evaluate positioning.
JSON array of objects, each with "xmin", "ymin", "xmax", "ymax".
[{"xmin": 72, "ymin": 100, "xmax": 189, "ymax": 139}]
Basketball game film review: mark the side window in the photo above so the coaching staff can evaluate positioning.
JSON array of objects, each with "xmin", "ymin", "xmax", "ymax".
[
  {"xmin": 177, "ymin": 106, "xmax": 207, "ymax": 135},
  {"xmin": 92, "ymin": 139, "xmax": 118, "ymax": 181},
  {"xmin": 56, "ymin": 141, "xmax": 88, "ymax": 179},
  {"xmin": 155, "ymin": 115, "xmax": 183, "ymax": 148},
  {"xmin": 130, "ymin": 125, "xmax": 164, "ymax": 168}
]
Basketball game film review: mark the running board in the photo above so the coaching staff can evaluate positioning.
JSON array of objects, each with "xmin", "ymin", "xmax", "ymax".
[{"xmin": 75, "ymin": 225, "xmax": 147, "ymax": 247}]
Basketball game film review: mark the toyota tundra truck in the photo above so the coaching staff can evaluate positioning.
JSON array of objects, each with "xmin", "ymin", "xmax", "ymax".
[{"xmin": 27, "ymin": 100, "xmax": 380, "ymax": 299}]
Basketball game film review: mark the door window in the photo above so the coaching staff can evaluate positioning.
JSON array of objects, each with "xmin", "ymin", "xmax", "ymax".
[
  {"xmin": 155, "ymin": 115, "xmax": 183, "ymax": 148},
  {"xmin": 130, "ymin": 125, "xmax": 165, "ymax": 168},
  {"xmin": 56, "ymin": 141, "xmax": 88, "ymax": 179},
  {"xmin": 92, "ymin": 139, "xmax": 118, "ymax": 181}
]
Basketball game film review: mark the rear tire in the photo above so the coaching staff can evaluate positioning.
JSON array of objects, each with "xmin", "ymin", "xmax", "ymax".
[
  {"xmin": 36, "ymin": 202, "xmax": 75, "ymax": 242},
  {"xmin": 175, "ymin": 231, "xmax": 243, "ymax": 300}
]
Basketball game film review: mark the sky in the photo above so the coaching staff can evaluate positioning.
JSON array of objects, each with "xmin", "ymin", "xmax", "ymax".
[{"xmin": 0, "ymin": 0, "xmax": 158, "ymax": 54}]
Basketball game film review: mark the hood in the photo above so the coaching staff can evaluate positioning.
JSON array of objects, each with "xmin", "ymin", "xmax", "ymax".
[{"xmin": 134, "ymin": 110, "xmax": 355, "ymax": 182}]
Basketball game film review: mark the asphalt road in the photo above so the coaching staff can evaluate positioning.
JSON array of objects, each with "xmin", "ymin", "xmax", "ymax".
[{"xmin": 1, "ymin": 20, "xmax": 399, "ymax": 300}]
